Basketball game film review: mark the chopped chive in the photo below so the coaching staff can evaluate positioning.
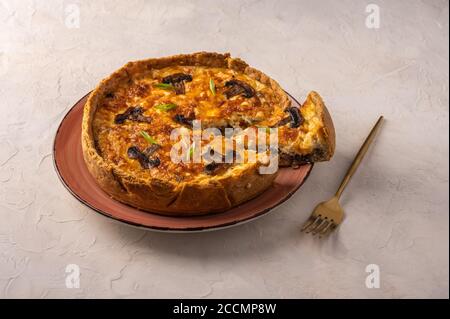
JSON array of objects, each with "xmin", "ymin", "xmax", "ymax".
[
  {"xmin": 183, "ymin": 144, "xmax": 194, "ymax": 162},
  {"xmin": 140, "ymin": 131, "xmax": 158, "ymax": 145},
  {"xmin": 209, "ymin": 78, "xmax": 216, "ymax": 96},
  {"xmin": 257, "ymin": 126, "xmax": 272, "ymax": 134},
  {"xmin": 154, "ymin": 103, "xmax": 177, "ymax": 111},
  {"xmin": 154, "ymin": 83, "xmax": 174, "ymax": 90}
]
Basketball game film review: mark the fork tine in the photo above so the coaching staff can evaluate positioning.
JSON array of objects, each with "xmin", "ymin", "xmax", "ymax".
[
  {"xmin": 318, "ymin": 221, "xmax": 335, "ymax": 237},
  {"xmin": 304, "ymin": 217, "xmax": 323, "ymax": 234},
  {"xmin": 301, "ymin": 216, "xmax": 318, "ymax": 232},
  {"xmin": 312, "ymin": 220, "xmax": 329, "ymax": 235}
]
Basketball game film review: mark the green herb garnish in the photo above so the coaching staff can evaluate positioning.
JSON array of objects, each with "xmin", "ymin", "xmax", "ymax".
[
  {"xmin": 209, "ymin": 78, "xmax": 216, "ymax": 96},
  {"xmin": 154, "ymin": 83, "xmax": 174, "ymax": 90},
  {"xmin": 257, "ymin": 126, "xmax": 272, "ymax": 135},
  {"xmin": 154, "ymin": 103, "xmax": 177, "ymax": 111},
  {"xmin": 140, "ymin": 131, "xmax": 158, "ymax": 145}
]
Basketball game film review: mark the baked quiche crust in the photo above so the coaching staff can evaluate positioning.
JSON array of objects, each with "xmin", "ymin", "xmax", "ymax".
[{"xmin": 82, "ymin": 52, "xmax": 335, "ymax": 215}]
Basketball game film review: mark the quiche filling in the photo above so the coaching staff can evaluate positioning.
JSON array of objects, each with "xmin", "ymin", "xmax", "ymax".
[{"xmin": 92, "ymin": 65, "xmax": 329, "ymax": 182}]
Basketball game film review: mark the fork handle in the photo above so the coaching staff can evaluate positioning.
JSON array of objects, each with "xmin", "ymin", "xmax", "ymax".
[{"xmin": 335, "ymin": 116, "xmax": 384, "ymax": 199}]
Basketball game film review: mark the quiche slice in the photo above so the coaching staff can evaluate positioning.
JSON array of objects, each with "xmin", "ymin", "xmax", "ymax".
[{"xmin": 82, "ymin": 52, "xmax": 335, "ymax": 215}]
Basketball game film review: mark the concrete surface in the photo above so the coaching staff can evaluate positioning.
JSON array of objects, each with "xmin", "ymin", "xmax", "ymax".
[{"xmin": 0, "ymin": 0, "xmax": 448, "ymax": 298}]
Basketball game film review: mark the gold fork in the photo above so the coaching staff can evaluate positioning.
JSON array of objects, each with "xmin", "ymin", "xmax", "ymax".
[{"xmin": 301, "ymin": 116, "xmax": 384, "ymax": 237}]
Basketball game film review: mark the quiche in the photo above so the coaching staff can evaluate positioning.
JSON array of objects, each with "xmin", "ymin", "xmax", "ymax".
[{"xmin": 82, "ymin": 52, "xmax": 335, "ymax": 216}]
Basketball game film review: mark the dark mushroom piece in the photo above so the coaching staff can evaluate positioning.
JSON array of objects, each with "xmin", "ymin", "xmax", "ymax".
[
  {"xmin": 143, "ymin": 144, "xmax": 160, "ymax": 157},
  {"xmin": 285, "ymin": 107, "xmax": 303, "ymax": 128},
  {"xmin": 162, "ymin": 73, "xmax": 193, "ymax": 94},
  {"xmin": 274, "ymin": 107, "xmax": 304, "ymax": 128},
  {"xmin": 127, "ymin": 146, "xmax": 160, "ymax": 169},
  {"xmin": 204, "ymin": 159, "xmax": 232, "ymax": 175},
  {"xmin": 148, "ymin": 156, "xmax": 161, "ymax": 168},
  {"xmin": 128, "ymin": 107, "xmax": 152, "ymax": 123},
  {"xmin": 275, "ymin": 117, "xmax": 290, "ymax": 127},
  {"xmin": 173, "ymin": 114, "xmax": 194, "ymax": 128},
  {"xmin": 224, "ymin": 80, "xmax": 256, "ymax": 99},
  {"xmin": 115, "ymin": 108, "xmax": 134, "ymax": 124},
  {"xmin": 114, "ymin": 107, "xmax": 152, "ymax": 124},
  {"xmin": 204, "ymin": 161, "xmax": 219, "ymax": 174}
]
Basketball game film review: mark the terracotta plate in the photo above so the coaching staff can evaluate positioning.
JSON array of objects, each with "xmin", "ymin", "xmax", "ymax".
[{"xmin": 53, "ymin": 92, "xmax": 313, "ymax": 232}]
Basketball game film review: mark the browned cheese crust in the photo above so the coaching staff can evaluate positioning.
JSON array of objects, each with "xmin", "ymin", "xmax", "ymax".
[{"xmin": 82, "ymin": 52, "xmax": 335, "ymax": 215}]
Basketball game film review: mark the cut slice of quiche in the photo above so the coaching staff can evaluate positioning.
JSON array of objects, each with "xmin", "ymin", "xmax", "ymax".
[
  {"xmin": 82, "ymin": 52, "xmax": 335, "ymax": 215},
  {"xmin": 277, "ymin": 91, "xmax": 335, "ymax": 167}
]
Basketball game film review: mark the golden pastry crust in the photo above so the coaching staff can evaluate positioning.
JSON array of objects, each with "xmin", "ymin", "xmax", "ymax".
[{"xmin": 82, "ymin": 52, "xmax": 335, "ymax": 215}]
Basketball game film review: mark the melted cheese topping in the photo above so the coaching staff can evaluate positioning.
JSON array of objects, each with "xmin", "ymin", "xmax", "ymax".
[{"xmin": 92, "ymin": 66, "xmax": 322, "ymax": 182}]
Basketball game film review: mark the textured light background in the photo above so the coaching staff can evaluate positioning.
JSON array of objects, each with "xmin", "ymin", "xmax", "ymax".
[{"xmin": 0, "ymin": 0, "xmax": 448, "ymax": 298}]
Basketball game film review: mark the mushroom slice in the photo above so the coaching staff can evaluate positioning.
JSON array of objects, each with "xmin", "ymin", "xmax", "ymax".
[
  {"xmin": 114, "ymin": 107, "xmax": 134, "ymax": 124},
  {"xmin": 204, "ymin": 160, "xmax": 232, "ymax": 175},
  {"xmin": 173, "ymin": 114, "xmax": 195, "ymax": 128},
  {"xmin": 224, "ymin": 80, "xmax": 256, "ymax": 99},
  {"xmin": 115, "ymin": 106, "xmax": 151, "ymax": 124},
  {"xmin": 143, "ymin": 144, "xmax": 160, "ymax": 157},
  {"xmin": 127, "ymin": 146, "xmax": 160, "ymax": 169},
  {"xmin": 274, "ymin": 107, "xmax": 304, "ymax": 128},
  {"xmin": 204, "ymin": 161, "xmax": 219, "ymax": 174},
  {"xmin": 162, "ymin": 73, "xmax": 193, "ymax": 94},
  {"xmin": 274, "ymin": 117, "xmax": 290, "ymax": 127},
  {"xmin": 285, "ymin": 107, "xmax": 303, "ymax": 128}
]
